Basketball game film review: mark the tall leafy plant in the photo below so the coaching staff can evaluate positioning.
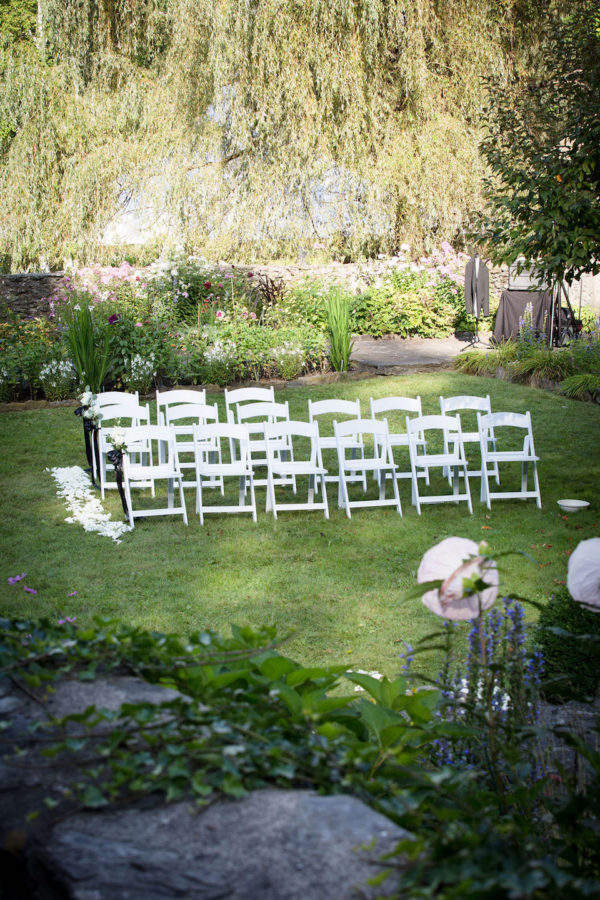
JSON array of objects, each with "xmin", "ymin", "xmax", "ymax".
[
  {"xmin": 326, "ymin": 290, "xmax": 354, "ymax": 372},
  {"xmin": 64, "ymin": 303, "xmax": 111, "ymax": 392}
]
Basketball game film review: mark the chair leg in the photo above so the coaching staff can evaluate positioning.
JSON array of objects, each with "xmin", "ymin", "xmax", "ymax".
[
  {"xmin": 391, "ymin": 468, "xmax": 402, "ymax": 515},
  {"xmin": 124, "ymin": 477, "xmax": 134, "ymax": 528},
  {"xmin": 321, "ymin": 475, "xmax": 329, "ymax": 519},
  {"xmin": 249, "ymin": 474, "xmax": 258, "ymax": 523},
  {"xmin": 178, "ymin": 477, "xmax": 188, "ymax": 525},
  {"xmin": 533, "ymin": 463, "xmax": 542, "ymax": 509},
  {"xmin": 197, "ymin": 477, "xmax": 204, "ymax": 526},
  {"xmin": 522, "ymin": 461, "xmax": 528, "ymax": 495},
  {"xmin": 339, "ymin": 471, "xmax": 351, "ymax": 518}
]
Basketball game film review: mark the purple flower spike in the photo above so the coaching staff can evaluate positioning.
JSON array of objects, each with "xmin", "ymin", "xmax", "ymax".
[
  {"xmin": 107, "ymin": 313, "xmax": 121, "ymax": 325},
  {"xmin": 24, "ymin": 586, "xmax": 37, "ymax": 595},
  {"xmin": 8, "ymin": 573, "xmax": 27, "ymax": 585},
  {"xmin": 58, "ymin": 616, "xmax": 77, "ymax": 625}
]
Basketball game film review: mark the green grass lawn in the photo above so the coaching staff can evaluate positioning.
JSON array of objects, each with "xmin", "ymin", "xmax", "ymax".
[{"xmin": 1, "ymin": 371, "xmax": 599, "ymax": 679}]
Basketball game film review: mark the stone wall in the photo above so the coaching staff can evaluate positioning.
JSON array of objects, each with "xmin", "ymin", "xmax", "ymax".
[{"xmin": 0, "ymin": 273, "xmax": 67, "ymax": 320}]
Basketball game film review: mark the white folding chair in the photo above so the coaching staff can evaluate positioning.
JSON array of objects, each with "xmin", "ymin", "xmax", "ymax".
[
  {"xmin": 407, "ymin": 415, "xmax": 472, "ymax": 515},
  {"xmin": 369, "ymin": 395, "xmax": 428, "ymax": 483},
  {"xmin": 96, "ymin": 401, "xmax": 152, "ymax": 499},
  {"xmin": 193, "ymin": 424, "xmax": 257, "ymax": 524},
  {"xmin": 236, "ymin": 400, "xmax": 296, "ymax": 490},
  {"xmin": 308, "ymin": 398, "xmax": 367, "ymax": 493},
  {"xmin": 477, "ymin": 411, "xmax": 542, "ymax": 509},
  {"xmin": 156, "ymin": 388, "xmax": 207, "ymax": 425},
  {"xmin": 121, "ymin": 425, "xmax": 188, "ymax": 528},
  {"xmin": 264, "ymin": 421, "xmax": 329, "ymax": 519},
  {"xmin": 334, "ymin": 418, "xmax": 402, "ymax": 518},
  {"xmin": 439, "ymin": 394, "xmax": 499, "ymax": 482},
  {"xmin": 164, "ymin": 402, "xmax": 222, "ymax": 492}
]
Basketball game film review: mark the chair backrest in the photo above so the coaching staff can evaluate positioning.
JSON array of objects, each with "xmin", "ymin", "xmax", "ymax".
[
  {"xmin": 122, "ymin": 424, "xmax": 179, "ymax": 470},
  {"xmin": 370, "ymin": 395, "xmax": 422, "ymax": 417},
  {"xmin": 156, "ymin": 388, "xmax": 207, "ymax": 424},
  {"xmin": 334, "ymin": 417, "xmax": 392, "ymax": 462},
  {"xmin": 407, "ymin": 414, "xmax": 461, "ymax": 438},
  {"xmin": 97, "ymin": 390, "xmax": 139, "ymax": 407},
  {"xmin": 308, "ymin": 398, "xmax": 361, "ymax": 421},
  {"xmin": 224, "ymin": 387, "xmax": 275, "ymax": 423},
  {"xmin": 265, "ymin": 420, "xmax": 321, "ymax": 465},
  {"xmin": 440, "ymin": 394, "xmax": 491, "ymax": 415},
  {"xmin": 407, "ymin": 414, "xmax": 463, "ymax": 458},
  {"xmin": 99, "ymin": 401, "xmax": 151, "ymax": 429},
  {"xmin": 164, "ymin": 402, "xmax": 219, "ymax": 427},
  {"xmin": 478, "ymin": 411, "xmax": 535, "ymax": 452},
  {"xmin": 193, "ymin": 423, "xmax": 251, "ymax": 467},
  {"xmin": 236, "ymin": 400, "xmax": 290, "ymax": 426}
]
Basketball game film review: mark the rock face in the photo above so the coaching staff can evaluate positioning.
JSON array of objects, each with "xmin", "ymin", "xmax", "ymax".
[
  {"xmin": 0, "ymin": 676, "xmax": 408, "ymax": 900},
  {"xmin": 33, "ymin": 791, "xmax": 401, "ymax": 900}
]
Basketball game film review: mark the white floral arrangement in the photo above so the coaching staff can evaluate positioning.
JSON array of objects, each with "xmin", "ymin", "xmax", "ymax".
[
  {"xmin": 108, "ymin": 427, "xmax": 128, "ymax": 454},
  {"xmin": 79, "ymin": 386, "xmax": 96, "ymax": 407},
  {"xmin": 82, "ymin": 402, "xmax": 103, "ymax": 426}
]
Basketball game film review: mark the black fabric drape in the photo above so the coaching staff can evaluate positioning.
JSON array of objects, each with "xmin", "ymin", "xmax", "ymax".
[{"xmin": 493, "ymin": 290, "xmax": 553, "ymax": 343}]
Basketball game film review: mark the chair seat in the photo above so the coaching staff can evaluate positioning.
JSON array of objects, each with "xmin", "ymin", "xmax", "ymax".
[
  {"xmin": 127, "ymin": 464, "xmax": 181, "ymax": 481},
  {"xmin": 486, "ymin": 451, "xmax": 539, "ymax": 463}
]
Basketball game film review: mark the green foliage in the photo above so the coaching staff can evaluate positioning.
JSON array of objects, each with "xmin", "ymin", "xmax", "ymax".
[
  {"xmin": 0, "ymin": 0, "xmax": 37, "ymax": 47},
  {"xmin": 0, "ymin": 1, "xmax": 551, "ymax": 269},
  {"xmin": 509, "ymin": 348, "xmax": 577, "ymax": 383},
  {"xmin": 351, "ymin": 269, "xmax": 462, "ymax": 339},
  {"xmin": 2, "ymin": 601, "xmax": 600, "ymax": 898},
  {"xmin": 63, "ymin": 300, "xmax": 112, "ymax": 392},
  {"xmin": 326, "ymin": 289, "xmax": 354, "ymax": 372},
  {"xmin": 479, "ymin": 2, "xmax": 600, "ymax": 286},
  {"xmin": 534, "ymin": 588, "xmax": 600, "ymax": 703},
  {"xmin": 0, "ymin": 616, "xmax": 437, "ymax": 809}
]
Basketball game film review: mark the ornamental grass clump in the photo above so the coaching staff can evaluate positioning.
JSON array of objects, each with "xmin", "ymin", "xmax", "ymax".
[
  {"xmin": 63, "ymin": 301, "xmax": 112, "ymax": 393},
  {"xmin": 326, "ymin": 289, "xmax": 354, "ymax": 372}
]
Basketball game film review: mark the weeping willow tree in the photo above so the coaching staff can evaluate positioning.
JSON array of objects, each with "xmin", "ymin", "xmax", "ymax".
[{"xmin": 0, "ymin": 0, "xmax": 550, "ymax": 270}]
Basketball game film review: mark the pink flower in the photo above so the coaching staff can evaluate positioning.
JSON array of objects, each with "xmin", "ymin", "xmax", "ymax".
[
  {"xmin": 8, "ymin": 573, "xmax": 26, "ymax": 585},
  {"xmin": 567, "ymin": 538, "xmax": 600, "ymax": 610},
  {"xmin": 135, "ymin": 322, "xmax": 143, "ymax": 327},
  {"xmin": 215, "ymin": 310, "xmax": 225, "ymax": 319},
  {"xmin": 249, "ymin": 312, "xmax": 257, "ymax": 320},
  {"xmin": 67, "ymin": 591, "xmax": 78, "ymax": 596},
  {"xmin": 204, "ymin": 281, "xmax": 212, "ymax": 289},
  {"xmin": 417, "ymin": 537, "xmax": 498, "ymax": 621},
  {"xmin": 24, "ymin": 586, "xmax": 37, "ymax": 595},
  {"xmin": 58, "ymin": 616, "xmax": 77, "ymax": 625}
]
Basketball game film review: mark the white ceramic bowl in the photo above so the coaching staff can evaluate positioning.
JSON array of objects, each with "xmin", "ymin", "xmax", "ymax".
[{"xmin": 557, "ymin": 499, "xmax": 590, "ymax": 513}]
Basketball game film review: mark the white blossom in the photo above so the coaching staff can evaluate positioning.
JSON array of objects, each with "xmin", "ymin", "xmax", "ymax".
[
  {"xmin": 417, "ymin": 537, "xmax": 499, "ymax": 621},
  {"xmin": 567, "ymin": 538, "xmax": 600, "ymax": 611}
]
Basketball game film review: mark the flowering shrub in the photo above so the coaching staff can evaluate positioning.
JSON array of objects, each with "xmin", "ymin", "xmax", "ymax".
[
  {"xmin": 271, "ymin": 341, "xmax": 305, "ymax": 380},
  {"xmin": 122, "ymin": 353, "xmax": 157, "ymax": 394},
  {"xmin": 39, "ymin": 358, "xmax": 76, "ymax": 401}
]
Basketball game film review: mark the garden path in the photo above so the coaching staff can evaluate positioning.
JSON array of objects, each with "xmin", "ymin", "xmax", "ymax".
[{"xmin": 350, "ymin": 333, "xmax": 481, "ymax": 372}]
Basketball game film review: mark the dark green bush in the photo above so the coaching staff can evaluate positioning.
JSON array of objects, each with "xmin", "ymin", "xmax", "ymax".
[{"xmin": 534, "ymin": 588, "xmax": 600, "ymax": 702}]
